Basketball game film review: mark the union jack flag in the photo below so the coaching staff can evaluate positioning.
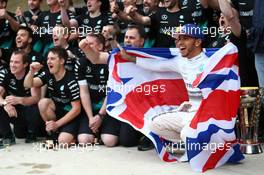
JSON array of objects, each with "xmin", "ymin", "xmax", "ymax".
[
  {"xmin": 185, "ymin": 42, "xmax": 244, "ymax": 172},
  {"xmin": 106, "ymin": 43, "xmax": 244, "ymax": 171}
]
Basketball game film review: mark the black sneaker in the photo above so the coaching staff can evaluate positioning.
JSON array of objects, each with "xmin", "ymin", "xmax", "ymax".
[
  {"xmin": 138, "ymin": 136, "xmax": 154, "ymax": 151},
  {"xmin": 25, "ymin": 133, "xmax": 37, "ymax": 143},
  {"xmin": 0, "ymin": 135, "xmax": 16, "ymax": 149}
]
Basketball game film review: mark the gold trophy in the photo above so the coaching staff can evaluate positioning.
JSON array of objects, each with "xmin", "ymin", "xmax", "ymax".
[{"xmin": 237, "ymin": 87, "xmax": 263, "ymax": 154}]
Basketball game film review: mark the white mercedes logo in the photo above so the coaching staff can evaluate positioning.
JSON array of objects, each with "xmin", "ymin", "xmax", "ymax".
[
  {"xmin": 86, "ymin": 66, "xmax": 92, "ymax": 73},
  {"xmin": 44, "ymin": 15, "xmax": 49, "ymax": 21},
  {"xmin": 10, "ymin": 79, "xmax": 16, "ymax": 86}
]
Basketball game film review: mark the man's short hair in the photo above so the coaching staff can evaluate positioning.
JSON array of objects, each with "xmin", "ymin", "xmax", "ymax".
[
  {"xmin": 127, "ymin": 25, "xmax": 146, "ymax": 39},
  {"xmin": 87, "ymin": 33, "xmax": 106, "ymax": 50},
  {"xmin": 18, "ymin": 26, "xmax": 34, "ymax": 39},
  {"xmin": 12, "ymin": 50, "xmax": 28, "ymax": 64},
  {"xmin": 48, "ymin": 47, "xmax": 68, "ymax": 62}
]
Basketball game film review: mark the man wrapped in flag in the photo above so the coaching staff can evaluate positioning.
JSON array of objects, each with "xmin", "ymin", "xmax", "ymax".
[
  {"xmin": 115, "ymin": 24, "xmax": 244, "ymax": 171},
  {"xmin": 79, "ymin": 24, "xmax": 244, "ymax": 171},
  {"xmin": 119, "ymin": 23, "xmax": 209, "ymax": 150}
]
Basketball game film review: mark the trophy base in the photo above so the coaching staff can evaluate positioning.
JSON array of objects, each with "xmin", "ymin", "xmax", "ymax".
[{"xmin": 240, "ymin": 143, "xmax": 263, "ymax": 154}]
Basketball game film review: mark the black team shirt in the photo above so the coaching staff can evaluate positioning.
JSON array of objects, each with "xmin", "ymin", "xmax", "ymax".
[
  {"xmin": 38, "ymin": 71, "xmax": 80, "ymax": 110},
  {"xmin": 0, "ymin": 69, "xmax": 31, "ymax": 97}
]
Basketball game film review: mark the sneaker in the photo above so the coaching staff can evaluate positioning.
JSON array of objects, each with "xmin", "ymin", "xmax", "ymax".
[
  {"xmin": 0, "ymin": 135, "xmax": 16, "ymax": 149},
  {"xmin": 138, "ymin": 136, "xmax": 154, "ymax": 151},
  {"xmin": 25, "ymin": 133, "xmax": 37, "ymax": 143}
]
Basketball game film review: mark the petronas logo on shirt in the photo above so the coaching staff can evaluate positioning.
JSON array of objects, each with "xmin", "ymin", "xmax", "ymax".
[
  {"xmin": 44, "ymin": 16, "xmax": 49, "ymax": 21},
  {"xmin": 60, "ymin": 85, "xmax": 64, "ymax": 91},
  {"xmin": 100, "ymin": 68, "xmax": 104, "ymax": 75}
]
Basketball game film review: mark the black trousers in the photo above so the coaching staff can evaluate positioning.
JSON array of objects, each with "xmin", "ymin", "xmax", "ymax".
[
  {"xmin": 118, "ymin": 122, "xmax": 142, "ymax": 147},
  {"xmin": 0, "ymin": 104, "xmax": 42, "ymax": 138}
]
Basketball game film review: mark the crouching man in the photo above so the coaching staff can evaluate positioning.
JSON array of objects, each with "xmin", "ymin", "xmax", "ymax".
[
  {"xmin": 24, "ymin": 47, "xmax": 81, "ymax": 146},
  {"xmin": 0, "ymin": 50, "xmax": 41, "ymax": 148}
]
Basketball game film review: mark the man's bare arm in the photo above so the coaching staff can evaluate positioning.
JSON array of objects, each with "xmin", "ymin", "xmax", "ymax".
[
  {"xmin": 219, "ymin": 0, "xmax": 241, "ymax": 37},
  {"xmin": 56, "ymin": 100, "xmax": 81, "ymax": 128},
  {"xmin": 24, "ymin": 62, "xmax": 44, "ymax": 88},
  {"xmin": 127, "ymin": 5, "xmax": 151, "ymax": 25},
  {"xmin": 79, "ymin": 38, "xmax": 109, "ymax": 64}
]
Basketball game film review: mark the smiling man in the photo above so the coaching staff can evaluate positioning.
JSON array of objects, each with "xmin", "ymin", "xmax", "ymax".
[
  {"xmin": 0, "ymin": 50, "xmax": 41, "ymax": 148},
  {"xmin": 0, "ymin": 26, "xmax": 44, "ymax": 66},
  {"xmin": 24, "ymin": 47, "xmax": 82, "ymax": 146},
  {"xmin": 117, "ymin": 24, "xmax": 208, "ymax": 149}
]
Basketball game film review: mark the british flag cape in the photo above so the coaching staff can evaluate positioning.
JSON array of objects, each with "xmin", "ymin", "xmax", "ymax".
[{"xmin": 106, "ymin": 42, "xmax": 244, "ymax": 172}]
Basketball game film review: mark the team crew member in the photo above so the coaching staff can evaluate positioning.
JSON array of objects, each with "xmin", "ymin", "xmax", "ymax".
[
  {"xmin": 101, "ymin": 24, "xmax": 120, "ymax": 51},
  {"xmin": 76, "ymin": 33, "xmax": 120, "ymax": 147},
  {"xmin": 24, "ymin": 47, "xmax": 83, "ymax": 145},
  {"xmin": 16, "ymin": 0, "xmax": 43, "ymax": 26},
  {"xmin": 127, "ymin": 0, "xmax": 218, "ymax": 47},
  {"xmin": 0, "ymin": 50, "xmax": 42, "ymax": 148},
  {"xmin": 79, "ymin": 25, "xmax": 154, "ymax": 150},
  {"xmin": 67, "ymin": 0, "xmax": 113, "ymax": 40},
  {"xmin": 16, "ymin": 26, "xmax": 44, "ymax": 65},
  {"xmin": 32, "ymin": 0, "xmax": 76, "ymax": 55},
  {"xmin": 0, "ymin": 26, "xmax": 44, "ymax": 67},
  {"xmin": 110, "ymin": 0, "xmax": 145, "ymax": 44},
  {"xmin": 24, "ymin": 0, "xmax": 43, "ymax": 25},
  {"xmin": 0, "ymin": 0, "xmax": 20, "ymax": 49},
  {"xmin": 52, "ymin": 25, "xmax": 85, "ymax": 72},
  {"xmin": 209, "ymin": 0, "xmax": 258, "ymax": 86},
  {"xmin": 53, "ymin": 25, "xmax": 97, "ymax": 144}
]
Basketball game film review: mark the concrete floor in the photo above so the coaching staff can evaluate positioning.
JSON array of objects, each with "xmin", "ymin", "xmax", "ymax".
[{"xmin": 0, "ymin": 139, "xmax": 263, "ymax": 175}]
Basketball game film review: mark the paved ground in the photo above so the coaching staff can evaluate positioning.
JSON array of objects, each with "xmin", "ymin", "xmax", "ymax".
[{"xmin": 0, "ymin": 139, "xmax": 263, "ymax": 175}]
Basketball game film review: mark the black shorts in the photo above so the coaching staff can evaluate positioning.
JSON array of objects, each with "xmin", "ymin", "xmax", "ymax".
[
  {"xmin": 78, "ymin": 113, "xmax": 93, "ymax": 135},
  {"xmin": 58, "ymin": 117, "xmax": 79, "ymax": 136},
  {"xmin": 55, "ymin": 104, "xmax": 81, "ymax": 136}
]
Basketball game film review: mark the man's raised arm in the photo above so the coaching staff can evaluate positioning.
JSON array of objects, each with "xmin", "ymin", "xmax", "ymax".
[
  {"xmin": 79, "ymin": 38, "xmax": 109, "ymax": 64},
  {"xmin": 24, "ymin": 62, "xmax": 44, "ymax": 88},
  {"xmin": 127, "ymin": 5, "xmax": 151, "ymax": 25}
]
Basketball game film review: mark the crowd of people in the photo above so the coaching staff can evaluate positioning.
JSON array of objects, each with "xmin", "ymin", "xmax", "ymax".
[{"xmin": 0, "ymin": 0, "xmax": 263, "ymax": 153}]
